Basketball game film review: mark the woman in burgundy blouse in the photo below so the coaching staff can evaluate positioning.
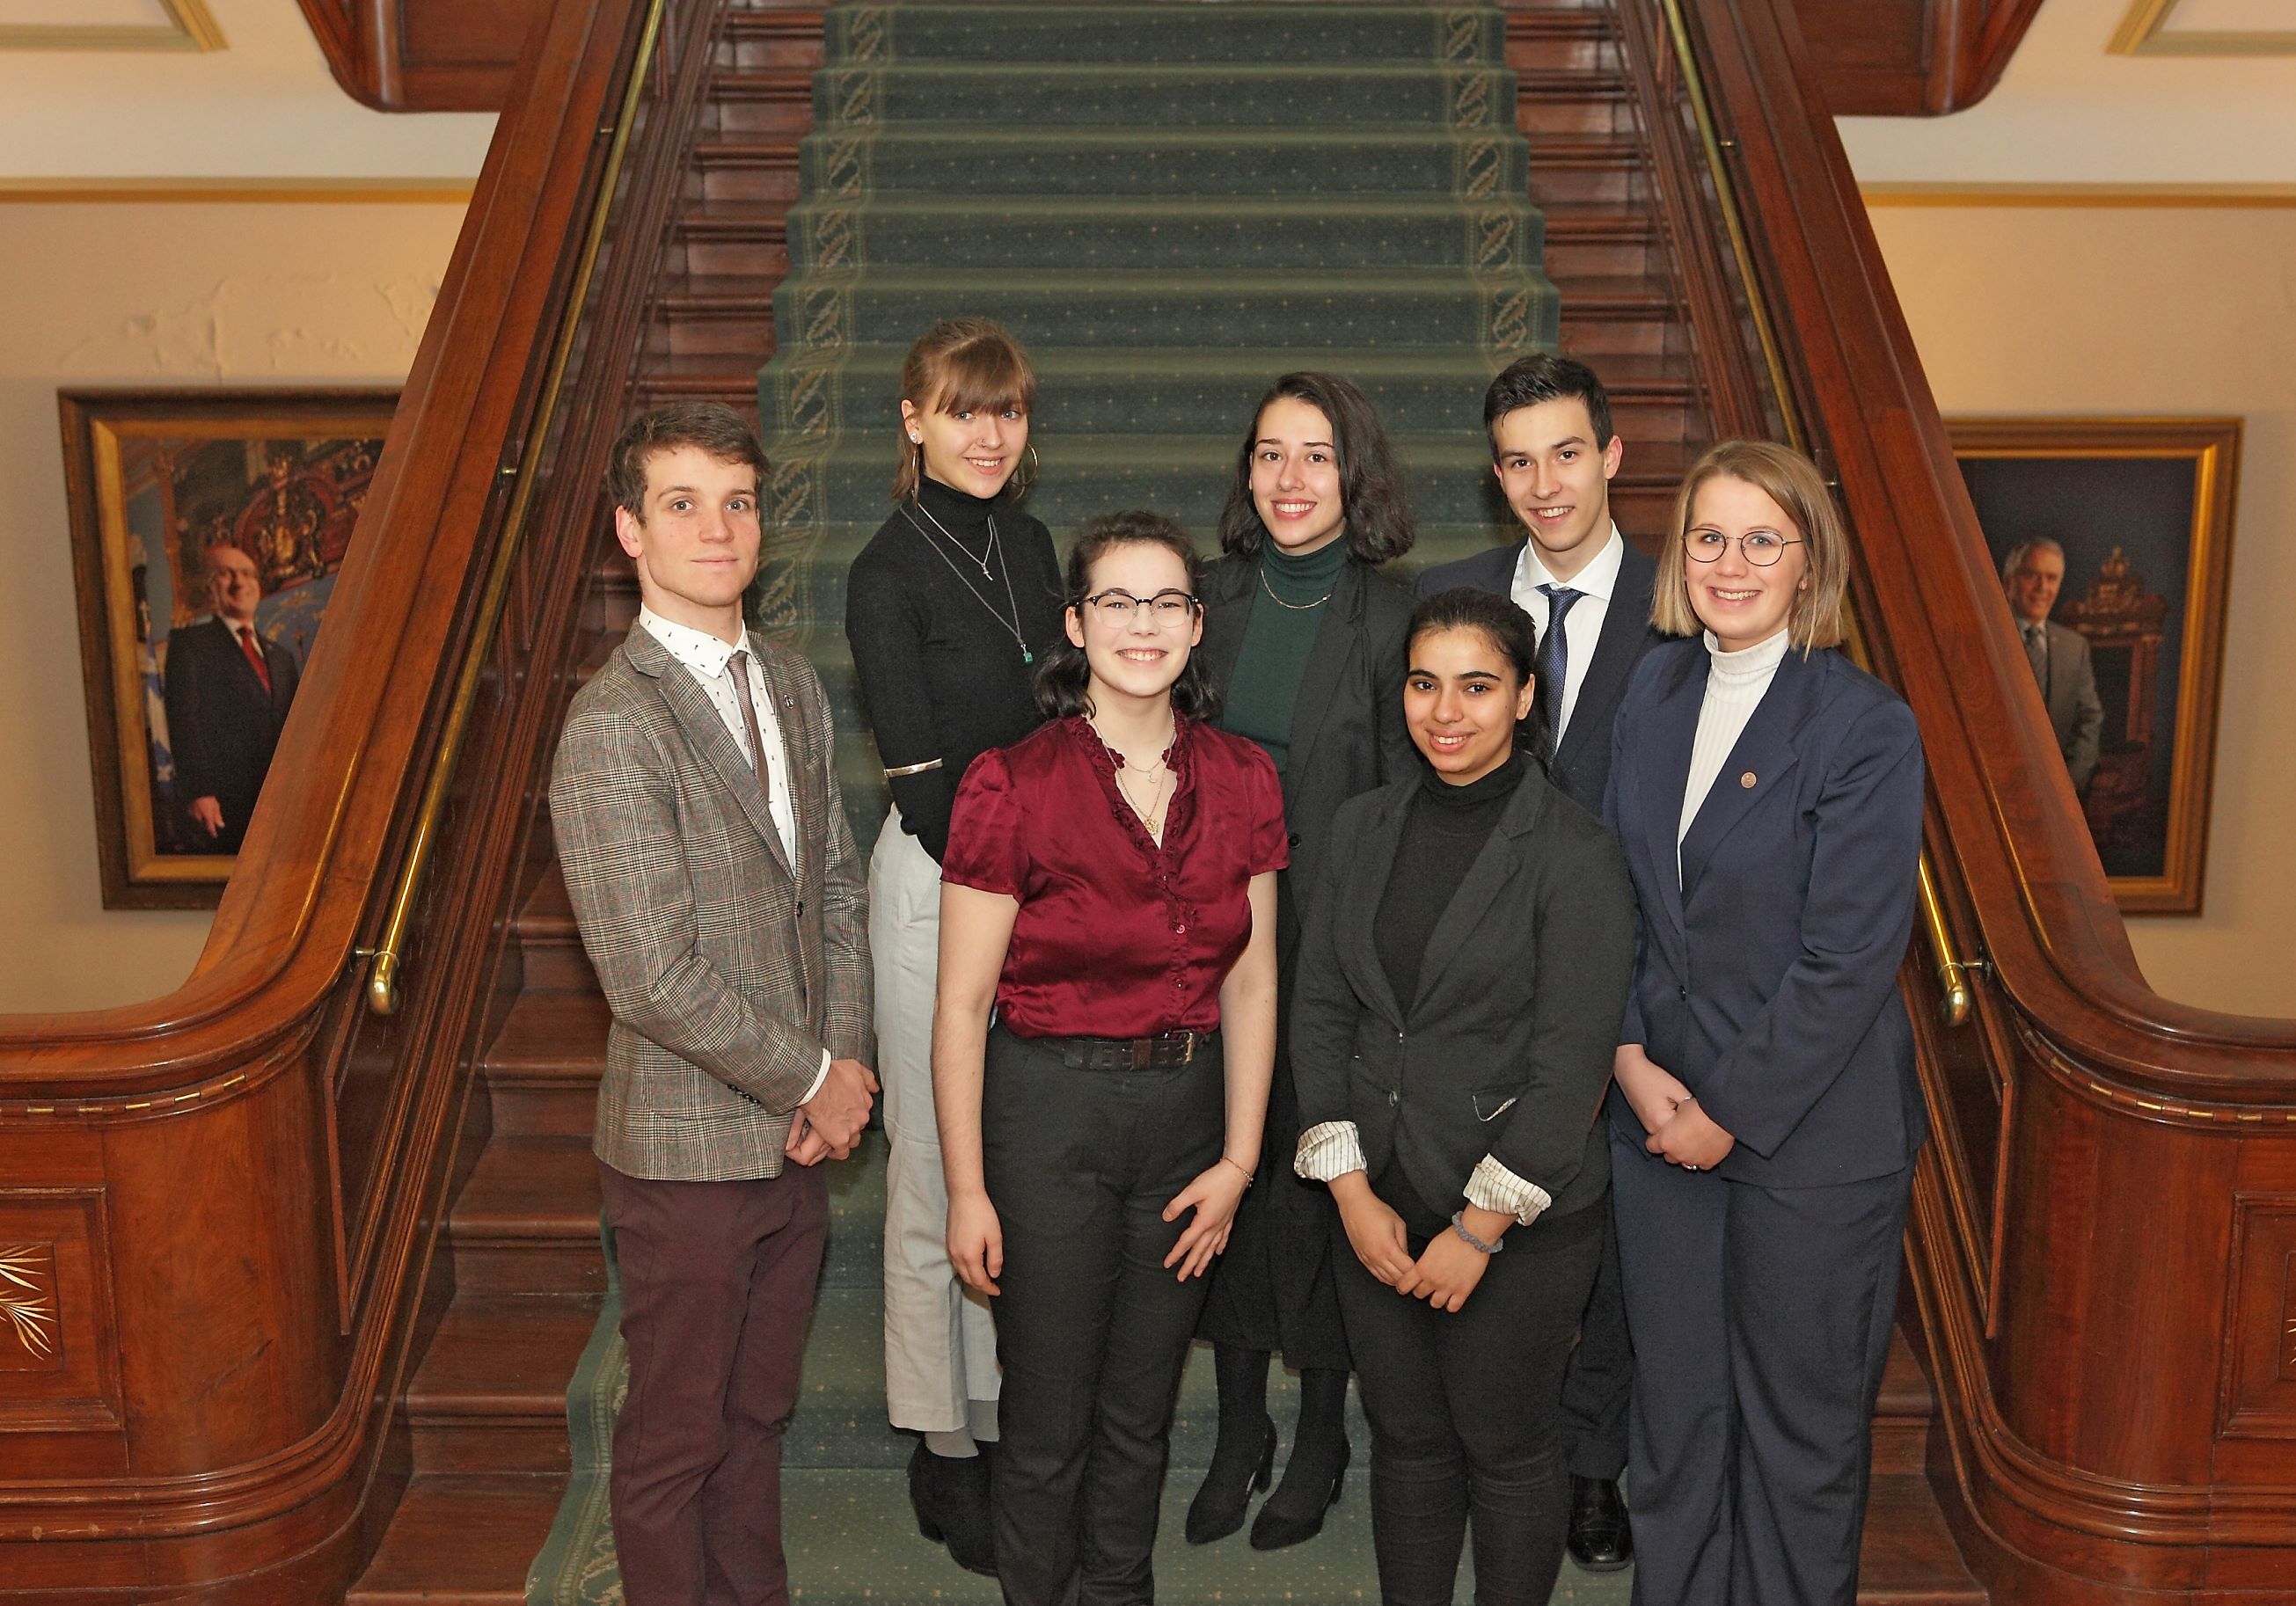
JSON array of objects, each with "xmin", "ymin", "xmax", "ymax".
[{"xmin": 933, "ymin": 509, "xmax": 1286, "ymax": 1606}]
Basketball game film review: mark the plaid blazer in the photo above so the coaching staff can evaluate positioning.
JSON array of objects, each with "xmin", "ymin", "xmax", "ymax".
[{"xmin": 549, "ymin": 621, "xmax": 874, "ymax": 1181}]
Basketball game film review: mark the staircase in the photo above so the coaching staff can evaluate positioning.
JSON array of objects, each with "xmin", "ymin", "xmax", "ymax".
[{"xmin": 348, "ymin": 4, "xmax": 1982, "ymax": 1601}]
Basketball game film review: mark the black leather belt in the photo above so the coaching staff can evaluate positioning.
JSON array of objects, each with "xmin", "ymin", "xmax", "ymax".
[{"xmin": 1058, "ymin": 1031, "xmax": 1208, "ymax": 1070}]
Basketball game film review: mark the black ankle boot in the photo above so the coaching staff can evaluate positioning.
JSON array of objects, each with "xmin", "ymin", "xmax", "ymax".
[
  {"xmin": 1185, "ymin": 1413, "xmax": 1276, "ymax": 1544},
  {"xmin": 908, "ymin": 1441, "xmax": 997, "ymax": 1576},
  {"xmin": 1249, "ymin": 1435, "xmax": 1349, "ymax": 1551}
]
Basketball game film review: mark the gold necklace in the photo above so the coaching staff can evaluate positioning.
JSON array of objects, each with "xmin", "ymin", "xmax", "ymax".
[
  {"xmin": 1259, "ymin": 566, "xmax": 1333, "ymax": 611},
  {"xmin": 1115, "ymin": 765, "xmax": 1173, "ymax": 837}
]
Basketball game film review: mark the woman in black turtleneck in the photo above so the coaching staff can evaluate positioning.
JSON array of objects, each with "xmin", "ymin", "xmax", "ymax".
[
  {"xmin": 1189, "ymin": 372, "xmax": 1417, "ymax": 1551},
  {"xmin": 844, "ymin": 319, "xmax": 1063, "ymax": 1578},
  {"xmin": 1288, "ymin": 588, "xmax": 1637, "ymax": 1606}
]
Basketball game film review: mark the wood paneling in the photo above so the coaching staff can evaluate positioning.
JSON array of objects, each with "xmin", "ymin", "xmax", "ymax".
[{"xmin": 1628, "ymin": 0, "xmax": 2296, "ymax": 1597}]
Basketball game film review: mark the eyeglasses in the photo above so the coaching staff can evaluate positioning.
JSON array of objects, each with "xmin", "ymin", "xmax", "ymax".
[
  {"xmin": 1682, "ymin": 529, "xmax": 1804, "ymax": 567},
  {"xmin": 1083, "ymin": 589, "xmax": 1200, "ymax": 622}
]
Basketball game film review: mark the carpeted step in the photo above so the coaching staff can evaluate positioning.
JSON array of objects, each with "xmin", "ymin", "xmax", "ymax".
[
  {"xmin": 785, "ymin": 193, "xmax": 1546, "ymax": 274},
  {"xmin": 824, "ymin": 3, "xmax": 1509, "ymax": 68},
  {"xmin": 762, "ymin": 346, "xmax": 1690, "ymax": 440},
  {"xmin": 763, "ymin": 431, "xmax": 1525, "ymax": 530},
  {"xmin": 768, "ymin": 265, "xmax": 1559, "ymax": 352},
  {"xmin": 798, "ymin": 124, "xmax": 1533, "ymax": 200},
  {"xmin": 812, "ymin": 62, "xmax": 1521, "ymax": 130},
  {"xmin": 786, "ymin": 1283, "xmax": 1374, "ymax": 1472}
]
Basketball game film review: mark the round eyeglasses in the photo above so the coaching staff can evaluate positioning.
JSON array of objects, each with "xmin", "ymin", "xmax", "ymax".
[
  {"xmin": 1083, "ymin": 589, "xmax": 1200, "ymax": 622},
  {"xmin": 1682, "ymin": 530, "xmax": 1804, "ymax": 567}
]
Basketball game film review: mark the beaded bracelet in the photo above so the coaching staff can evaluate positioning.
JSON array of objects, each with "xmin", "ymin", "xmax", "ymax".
[{"xmin": 1449, "ymin": 1211, "xmax": 1504, "ymax": 1255}]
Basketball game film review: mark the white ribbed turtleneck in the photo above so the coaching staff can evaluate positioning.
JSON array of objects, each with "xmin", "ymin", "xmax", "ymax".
[{"xmin": 1678, "ymin": 628, "xmax": 1791, "ymax": 870}]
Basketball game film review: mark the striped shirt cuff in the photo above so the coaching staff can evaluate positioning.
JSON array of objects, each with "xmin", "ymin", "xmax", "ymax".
[
  {"xmin": 1465, "ymin": 1154, "xmax": 1553, "ymax": 1228},
  {"xmin": 1294, "ymin": 1121, "xmax": 1368, "ymax": 1182}
]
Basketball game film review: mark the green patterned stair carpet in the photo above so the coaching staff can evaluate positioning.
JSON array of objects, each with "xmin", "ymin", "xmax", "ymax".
[{"xmin": 529, "ymin": 4, "xmax": 1633, "ymax": 1601}]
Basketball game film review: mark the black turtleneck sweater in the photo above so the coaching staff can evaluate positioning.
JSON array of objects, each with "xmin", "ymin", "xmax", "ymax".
[
  {"xmin": 1374, "ymin": 747, "xmax": 1530, "ymax": 1011},
  {"xmin": 845, "ymin": 474, "xmax": 1065, "ymax": 862}
]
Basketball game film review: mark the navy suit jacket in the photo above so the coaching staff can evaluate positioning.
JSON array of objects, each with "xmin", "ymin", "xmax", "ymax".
[
  {"xmin": 1603, "ymin": 639, "xmax": 1928, "ymax": 1188},
  {"xmin": 1415, "ymin": 537, "xmax": 1664, "ymax": 815}
]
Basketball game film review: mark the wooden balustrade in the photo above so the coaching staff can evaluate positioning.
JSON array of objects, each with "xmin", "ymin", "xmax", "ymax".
[
  {"xmin": 295, "ymin": 0, "xmax": 548, "ymax": 112},
  {"xmin": 1620, "ymin": 0, "xmax": 2296, "ymax": 1596},
  {"xmin": 0, "ymin": 2, "xmax": 728, "ymax": 1597}
]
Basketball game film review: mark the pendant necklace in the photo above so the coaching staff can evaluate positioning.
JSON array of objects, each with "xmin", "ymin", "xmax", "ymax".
[{"xmin": 900, "ymin": 500, "xmax": 1035, "ymax": 665}]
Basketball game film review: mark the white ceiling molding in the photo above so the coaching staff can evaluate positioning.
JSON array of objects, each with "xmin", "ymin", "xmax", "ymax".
[
  {"xmin": 2110, "ymin": 0, "xmax": 2296, "ymax": 55},
  {"xmin": 0, "ymin": 1, "xmax": 225, "ymax": 54}
]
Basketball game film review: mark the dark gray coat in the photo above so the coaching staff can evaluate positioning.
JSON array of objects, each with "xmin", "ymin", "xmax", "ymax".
[{"xmin": 1291, "ymin": 766, "xmax": 1638, "ymax": 1225}]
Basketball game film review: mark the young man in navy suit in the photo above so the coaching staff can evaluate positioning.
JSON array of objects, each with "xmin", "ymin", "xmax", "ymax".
[{"xmin": 1415, "ymin": 353, "xmax": 1662, "ymax": 1572}]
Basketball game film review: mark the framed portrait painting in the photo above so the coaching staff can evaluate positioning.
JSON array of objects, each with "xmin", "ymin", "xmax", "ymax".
[
  {"xmin": 1949, "ymin": 416, "xmax": 2241, "ymax": 915},
  {"xmin": 62, "ymin": 389, "xmax": 396, "ymax": 909}
]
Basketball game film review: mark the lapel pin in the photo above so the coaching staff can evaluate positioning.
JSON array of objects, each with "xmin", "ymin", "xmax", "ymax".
[{"xmin": 1739, "ymin": 770, "xmax": 1757, "ymax": 789}]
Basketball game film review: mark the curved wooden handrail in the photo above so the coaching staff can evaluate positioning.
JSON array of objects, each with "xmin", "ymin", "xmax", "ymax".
[
  {"xmin": 0, "ymin": 0, "xmax": 729, "ymax": 1592},
  {"xmin": 1627, "ymin": 0, "xmax": 2296, "ymax": 1595}
]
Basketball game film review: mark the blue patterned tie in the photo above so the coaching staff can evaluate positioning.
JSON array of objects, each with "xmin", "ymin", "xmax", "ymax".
[{"xmin": 1535, "ymin": 585, "xmax": 1581, "ymax": 757}]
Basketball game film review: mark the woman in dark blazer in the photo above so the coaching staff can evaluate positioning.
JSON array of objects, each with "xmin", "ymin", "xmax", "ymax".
[
  {"xmin": 1603, "ymin": 440, "xmax": 1927, "ymax": 1606},
  {"xmin": 1189, "ymin": 371, "xmax": 1416, "ymax": 1549},
  {"xmin": 1291, "ymin": 588, "xmax": 1638, "ymax": 1606}
]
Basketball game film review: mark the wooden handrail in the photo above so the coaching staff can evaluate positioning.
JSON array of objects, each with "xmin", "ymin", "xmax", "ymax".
[
  {"xmin": 0, "ymin": 0, "xmax": 727, "ymax": 1592},
  {"xmin": 1626, "ymin": 0, "xmax": 2296, "ymax": 1595}
]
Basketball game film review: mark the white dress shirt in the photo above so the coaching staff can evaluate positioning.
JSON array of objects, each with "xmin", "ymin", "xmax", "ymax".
[
  {"xmin": 1509, "ymin": 524, "xmax": 1626, "ymax": 746},
  {"xmin": 636, "ymin": 606, "xmax": 829, "ymax": 1101},
  {"xmin": 1678, "ymin": 627, "xmax": 1790, "ymax": 875},
  {"xmin": 638, "ymin": 606, "xmax": 799, "ymax": 872},
  {"xmin": 1294, "ymin": 1121, "xmax": 1553, "ymax": 1229}
]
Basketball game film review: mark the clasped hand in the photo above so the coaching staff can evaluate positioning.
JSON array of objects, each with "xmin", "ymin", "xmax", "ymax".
[
  {"xmin": 1333, "ymin": 1181, "xmax": 1496, "ymax": 1313},
  {"xmin": 1613, "ymin": 1042, "xmax": 1736, "ymax": 1170},
  {"xmin": 786, "ymin": 1057, "xmax": 877, "ymax": 1165}
]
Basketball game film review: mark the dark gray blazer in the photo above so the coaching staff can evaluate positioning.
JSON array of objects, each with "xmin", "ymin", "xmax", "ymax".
[
  {"xmin": 2032, "ymin": 617, "xmax": 2103, "ymax": 795},
  {"xmin": 1415, "ymin": 537, "xmax": 1664, "ymax": 814},
  {"xmin": 1291, "ymin": 766, "xmax": 1638, "ymax": 1224},
  {"xmin": 1198, "ymin": 552, "xmax": 1415, "ymax": 942},
  {"xmin": 1604, "ymin": 639, "xmax": 1927, "ymax": 1188}
]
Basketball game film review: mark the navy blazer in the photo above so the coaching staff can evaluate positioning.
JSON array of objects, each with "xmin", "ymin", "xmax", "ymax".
[
  {"xmin": 1603, "ymin": 639, "xmax": 1928, "ymax": 1188},
  {"xmin": 1415, "ymin": 537, "xmax": 1664, "ymax": 814}
]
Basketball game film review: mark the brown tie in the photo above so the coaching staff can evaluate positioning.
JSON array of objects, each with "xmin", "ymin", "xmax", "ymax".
[
  {"xmin": 2022, "ymin": 624, "xmax": 2050, "ymax": 698},
  {"xmin": 728, "ymin": 649, "xmax": 768, "ymax": 777}
]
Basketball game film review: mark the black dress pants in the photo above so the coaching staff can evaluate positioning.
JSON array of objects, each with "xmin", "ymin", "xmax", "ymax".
[
  {"xmin": 1333, "ymin": 1199, "xmax": 1602, "ymax": 1606},
  {"xmin": 1557, "ymin": 1196, "xmax": 1633, "ymax": 1480},
  {"xmin": 1610, "ymin": 1129, "xmax": 1912, "ymax": 1606},
  {"xmin": 981, "ymin": 1026, "xmax": 1225, "ymax": 1606}
]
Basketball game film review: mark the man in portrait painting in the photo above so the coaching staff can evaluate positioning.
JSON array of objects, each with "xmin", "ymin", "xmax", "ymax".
[
  {"xmin": 162, "ymin": 542, "xmax": 301, "ymax": 855},
  {"xmin": 2000, "ymin": 537, "xmax": 2102, "ymax": 797}
]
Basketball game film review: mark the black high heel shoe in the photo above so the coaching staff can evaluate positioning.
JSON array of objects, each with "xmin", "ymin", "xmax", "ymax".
[
  {"xmin": 1249, "ymin": 1436, "xmax": 1350, "ymax": 1551},
  {"xmin": 1185, "ymin": 1414, "xmax": 1277, "ymax": 1544}
]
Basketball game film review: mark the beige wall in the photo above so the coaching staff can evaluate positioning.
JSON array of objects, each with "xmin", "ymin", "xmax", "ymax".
[
  {"xmin": 0, "ymin": 201, "xmax": 464, "ymax": 1014},
  {"xmin": 1868, "ymin": 203, "xmax": 2296, "ymax": 1019}
]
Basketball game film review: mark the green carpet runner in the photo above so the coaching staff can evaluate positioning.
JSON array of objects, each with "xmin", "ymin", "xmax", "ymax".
[{"xmin": 529, "ymin": 5, "xmax": 1628, "ymax": 1601}]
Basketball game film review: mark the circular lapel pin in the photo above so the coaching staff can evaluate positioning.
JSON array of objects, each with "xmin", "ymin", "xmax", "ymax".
[{"xmin": 1739, "ymin": 770, "xmax": 1758, "ymax": 789}]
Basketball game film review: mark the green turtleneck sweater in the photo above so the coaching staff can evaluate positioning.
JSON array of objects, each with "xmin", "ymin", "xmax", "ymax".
[{"xmin": 1221, "ymin": 537, "xmax": 1349, "ymax": 775}]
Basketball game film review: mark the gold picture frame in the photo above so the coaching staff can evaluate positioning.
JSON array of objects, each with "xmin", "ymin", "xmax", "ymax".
[
  {"xmin": 1949, "ymin": 416, "xmax": 2241, "ymax": 915},
  {"xmin": 62, "ymin": 389, "xmax": 396, "ymax": 909}
]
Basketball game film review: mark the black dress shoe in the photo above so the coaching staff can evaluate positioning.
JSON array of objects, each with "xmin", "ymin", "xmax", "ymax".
[
  {"xmin": 1249, "ymin": 1437, "xmax": 1349, "ymax": 1551},
  {"xmin": 1186, "ymin": 1414, "xmax": 1276, "ymax": 1544},
  {"xmin": 909, "ymin": 1440, "xmax": 997, "ymax": 1576},
  {"xmin": 1566, "ymin": 1474, "xmax": 1634, "ymax": 1573}
]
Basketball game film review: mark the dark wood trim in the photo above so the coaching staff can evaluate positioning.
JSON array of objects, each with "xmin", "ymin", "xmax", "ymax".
[
  {"xmin": 1642, "ymin": 0, "xmax": 2296, "ymax": 1596},
  {"xmin": 0, "ymin": 0, "xmax": 738, "ymax": 1596},
  {"xmin": 1795, "ymin": 0, "xmax": 2048, "ymax": 116}
]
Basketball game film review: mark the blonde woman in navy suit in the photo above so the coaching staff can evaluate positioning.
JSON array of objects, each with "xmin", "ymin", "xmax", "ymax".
[{"xmin": 1603, "ymin": 441, "xmax": 1927, "ymax": 1606}]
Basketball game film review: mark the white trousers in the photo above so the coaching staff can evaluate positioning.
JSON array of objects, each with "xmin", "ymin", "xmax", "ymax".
[{"xmin": 871, "ymin": 807, "xmax": 1001, "ymax": 1434}]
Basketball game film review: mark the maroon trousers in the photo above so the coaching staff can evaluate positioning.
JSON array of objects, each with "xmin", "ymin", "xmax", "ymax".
[{"xmin": 598, "ymin": 1158, "xmax": 829, "ymax": 1606}]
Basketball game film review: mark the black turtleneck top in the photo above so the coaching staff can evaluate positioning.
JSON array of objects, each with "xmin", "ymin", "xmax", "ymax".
[
  {"xmin": 845, "ymin": 473, "xmax": 1065, "ymax": 862},
  {"xmin": 1374, "ymin": 746, "xmax": 1530, "ymax": 1011}
]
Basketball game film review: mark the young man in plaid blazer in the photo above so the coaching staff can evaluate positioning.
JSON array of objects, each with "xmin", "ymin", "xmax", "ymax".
[{"xmin": 551, "ymin": 403, "xmax": 877, "ymax": 1606}]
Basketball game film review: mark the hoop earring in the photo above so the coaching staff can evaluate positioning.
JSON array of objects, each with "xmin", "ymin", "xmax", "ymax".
[{"xmin": 1006, "ymin": 441, "xmax": 1042, "ymax": 499}]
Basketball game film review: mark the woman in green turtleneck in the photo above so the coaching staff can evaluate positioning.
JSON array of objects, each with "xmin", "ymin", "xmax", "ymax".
[{"xmin": 1189, "ymin": 371, "xmax": 1418, "ymax": 1551}]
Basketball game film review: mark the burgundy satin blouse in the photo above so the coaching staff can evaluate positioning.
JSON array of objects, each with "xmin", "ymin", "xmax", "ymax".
[{"xmin": 941, "ymin": 713, "xmax": 1289, "ymax": 1040}]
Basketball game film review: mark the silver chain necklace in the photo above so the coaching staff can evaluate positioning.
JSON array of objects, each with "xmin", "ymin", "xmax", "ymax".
[{"xmin": 898, "ymin": 500, "xmax": 1035, "ymax": 666}]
